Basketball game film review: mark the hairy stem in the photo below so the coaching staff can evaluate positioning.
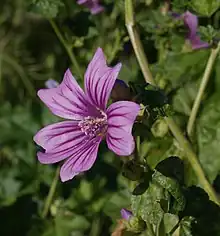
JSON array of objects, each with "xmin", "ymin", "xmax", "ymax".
[
  {"xmin": 124, "ymin": 0, "xmax": 220, "ymax": 205},
  {"xmin": 125, "ymin": 0, "xmax": 155, "ymax": 85},
  {"xmin": 146, "ymin": 222, "xmax": 156, "ymax": 236},
  {"xmin": 41, "ymin": 167, "xmax": 60, "ymax": 218},
  {"xmin": 48, "ymin": 19, "xmax": 83, "ymax": 79},
  {"xmin": 187, "ymin": 44, "xmax": 220, "ymax": 136}
]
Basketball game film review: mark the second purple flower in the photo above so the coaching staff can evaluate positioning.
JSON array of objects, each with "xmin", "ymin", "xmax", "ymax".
[
  {"xmin": 77, "ymin": 0, "xmax": 104, "ymax": 15},
  {"xmin": 34, "ymin": 48, "xmax": 140, "ymax": 182}
]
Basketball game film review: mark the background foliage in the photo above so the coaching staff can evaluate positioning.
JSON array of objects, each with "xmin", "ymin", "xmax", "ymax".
[{"xmin": 0, "ymin": 0, "xmax": 220, "ymax": 235}]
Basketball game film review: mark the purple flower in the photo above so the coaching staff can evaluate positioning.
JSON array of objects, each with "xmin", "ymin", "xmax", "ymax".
[
  {"xmin": 77, "ymin": 0, "xmax": 104, "ymax": 15},
  {"xmin": 34, "ymin": 48, "xmax": 140, "ymax": 182},
  {"xmin": 172, "ymin": 11, "xmax": 210, "ymax": 50},
  {"xmin": 121, "ymin": 208, "xmax": 133, "ymax": 221},
  {"xmin": 183, "ymin": 11, "xmax": 209, "ymax": 50},
  {"xmin": 45, "ymin": 79, "xmax": 59, "ymax": 89}
]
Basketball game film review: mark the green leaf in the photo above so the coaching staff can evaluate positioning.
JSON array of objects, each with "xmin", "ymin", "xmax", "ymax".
[
  {"xmin": 197, "ymin": 94, "xmax": 220, "ymax": 182},
  {"xmin": 179, "ymin": 216, "xmax": 195, "ymax": 236},
  {"xmin": 53, "ymin": 212, "xmax": 90, "ymax": 236},
  {"xmin": 144, "ymin": 138, "xmax": 173, "ymax": 169},
  {"xmin": 0, "ymin": 173, "xmax": 21, "ymax": 206},
  {"xmin": 155, "ymin": 156, "xmax": 185, "ymax": 185},
  {"xmin": 181, "ymin": 186, "xmax": 220, "ymax": 236},
  {"xmin": 163, "ymin": 213, "xmax": 179, "ymax": 234},
  {"xmin": 172, "ymin": 80, "xmax": 199, "ymax": 116},
  {"xmin": 131, "ymin": 182, "xmax": 168, "ymax": 225},
  {"xmin": 152, "ymin": 50, "xmax": 209, "ymax": 88},
  {"xmin": 103, "ymin": 191, "xmax": 130, "ymax": 219},
  {"xmin": 153, "ymin": 171, "xmax": 185, "ymax": 213},
  {"xmin": 190, "ymin": 0, "xmax": 220, "ymax": 16},
  {"xmin": 29, "ymin": 0, "xmax": 64, "ymax": 18}
]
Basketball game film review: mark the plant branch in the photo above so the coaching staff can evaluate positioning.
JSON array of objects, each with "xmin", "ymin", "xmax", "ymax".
[
  {"xmin": 125, "ymin": 0, "xmax": 155, "ymax": 85},
  {"xmin": 48, "ymin": 19, "xmax": 83, "ymax": 79},
  {"xmin": 41, "ymin": 166, "xmax": 60, "ymax": 218},
  {"xmin": 146, "ymin": 222, "xmax": 156, "ymax": 236},
  {"xmin": 124, "ymin": 0, "xmax": 220, "ymax": 205},
  {"xmin": 187, "ymin": 44, "xmax": 220, "ymax": 136}
]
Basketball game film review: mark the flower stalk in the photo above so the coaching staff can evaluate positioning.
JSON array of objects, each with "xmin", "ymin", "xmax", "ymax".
[
  {"xmin": 187, "ymin": 43, "xmax": 220, "ymax": 136},
  {"xmin": 125, "ymin": 0, "xmax": 220, "ymax": 205},
  {"xmin": 125, "ymin": 1, "xmax": 156, "ymax": 85},
  {"xmin": 48, "ymin": 19, "xmax": 83, "ymax": 80},
  {"xmin": 41, "ymin": 166, "xmax": 60, "ymax": 218}
]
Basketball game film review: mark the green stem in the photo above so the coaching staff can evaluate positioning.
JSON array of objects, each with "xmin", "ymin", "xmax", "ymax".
[
  {"xmin": 146, "ymin": 222, "xmax": 156, "ymax": 236},
  {"xmin": 48, "ymin": 19, "xmax": 83, "ymax": 79},
  {"xmin": 165, "ymin": 117, "xmax": 218, "ymax": 203},
  {"xmin": 124, "ymin": 0, "xmax": 220, "ymax": 205},
  {"xmin": 41, "ymin": 167, "xmax": 60, "ymax": 218},
  {"xmin": 125, "ymin": 0, "xmax": 156, "ymax": 85},
  {"xmin": 187, "ymin": 44, "xmax": 220, "ymax": 136}
]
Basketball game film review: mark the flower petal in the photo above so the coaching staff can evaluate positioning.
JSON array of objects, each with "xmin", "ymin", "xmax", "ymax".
[
  {"xmin": 106, "ymin": 101, "xmax": 140, "ymax": 156},
  {"xmin": 84, "ymin": 48, "xmax": 122, "ymax": 110},
  {"xmin": 77, "ymin": 0, "xmax": 104, "ymax": 15},
  {"xmin": 183, "ymin": 11, "xmax": 198, "ymax": 39},
  {"xmin": 34, "ymin": 121, "xmax": 88, "ymax": 164},
  {"xmin": 121, "ymin": 208, "xmax": 133, "ymax": 220},
  {"xmin": 190, "ymin": 36, "xmax": 210, "ymax": 50},
  {"xmin": 60, "ymin": 139, "xmax": 101, "ymax": 182},
  {"xmin": 38, "ymin": 69, "xmax": 96, "ymax": 120}
]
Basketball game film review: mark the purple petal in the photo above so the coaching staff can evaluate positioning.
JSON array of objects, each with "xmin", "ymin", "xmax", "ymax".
[
  {"xmin": 121, "ymin": 208, "xmax": 133, "ymax": 220},
  {"xmin": 77, "ymin": 0, "xmax": 87, "ymax": 3},
  {"xmin": 77, "ymin": 0, "xmax": 104, "ymax": 15},
  {"xmin": 85, "ymin": 48, "xmax": 122, "ymax": 111},
  {"xmin": 38, "ymin": 69, "xmax": 96, "ymax": 120},
  {"xmin": 189, "ymin": 35, "xmax": 210, "ymax": 50},
  {"xmin": 183, "ymin": 11, "xmax": 198, "ymax": 39},
  {"xmin": 34, "ymin": 121, "xmax": 88, "ymax": 164},
  {"xmin": 60, "ymin": 139, "xmax": 101, "ymax": 181},
  {"xmin": 45, "ymin": 79, "xmax": 59, "ymax": 89},
  {"xmin": 90, "ymin": 5, "xmax": 104, "ymax": 14},
  {"xmin": 106, "ymin": 101, "xmax": 140, "ymax": 156}
]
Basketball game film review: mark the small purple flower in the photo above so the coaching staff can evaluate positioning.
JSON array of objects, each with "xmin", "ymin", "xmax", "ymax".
[
  {"xmin": 183, "ymin": 11, "xmax": 209, "ymax": 50},
  {"xmin": 172, "ymin": 11, "xmax": 209, "ymax": 50},
  {"xmin": 45, "ymin": 79, "xmax": 59, "ymax": 89},
  {"xmin": 34, "ymin": 48, "xmax": 140, "ymax": 182},
  {"xmin": 77, "ymin": 0, "xmax": 104, "ymax": 15},
  {"xmin": 121, "ymin": 208, "xmax": 133, "ymax": 221}
]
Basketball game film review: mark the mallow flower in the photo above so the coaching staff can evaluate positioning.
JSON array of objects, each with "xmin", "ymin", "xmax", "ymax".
[
  {"xmin": 183, "ymin": 11, "xmax": 209, "ymax": 50},
  {"xmin": 34, "ymin": 48, "xmax": 140, "ymax": 182},
  {"xmin": 77, "ymin": 0, "xmax": 104, "ymax": 15},
  {"xmin": 172, "ymin": 11, "xmax": 209, "ymax": 50}
]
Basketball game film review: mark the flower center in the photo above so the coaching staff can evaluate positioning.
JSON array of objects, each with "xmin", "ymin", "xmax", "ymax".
[{"xmin": 78, "ymin": 111, "xmax": 107, "ymax": 138}]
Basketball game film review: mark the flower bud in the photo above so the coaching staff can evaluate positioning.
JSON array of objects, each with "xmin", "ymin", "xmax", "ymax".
[
  {"xmin": 121, "ymin": 208, "xmax": 133, "ymax": 221},
  {"xmin": 120, "ymin": 209, "xmax": 146, "ymax": 233},
  {"xmin": 45, "ymin": 79, "xmax": 59, "ymax": 89},
  {"xmin": 111, "ymin": 79, "xmax": 132, "ymax": 102}
]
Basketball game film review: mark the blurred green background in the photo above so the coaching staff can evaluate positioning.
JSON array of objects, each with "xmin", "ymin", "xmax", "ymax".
[{"xmin": 0, "ymin": 0, "xmax": 220, "ymax": 235}]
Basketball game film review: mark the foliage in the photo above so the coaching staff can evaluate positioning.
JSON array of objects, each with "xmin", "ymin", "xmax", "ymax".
[{"xmin": 1, "ymin": 0, "xmax": 220, "ymax": 235}]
